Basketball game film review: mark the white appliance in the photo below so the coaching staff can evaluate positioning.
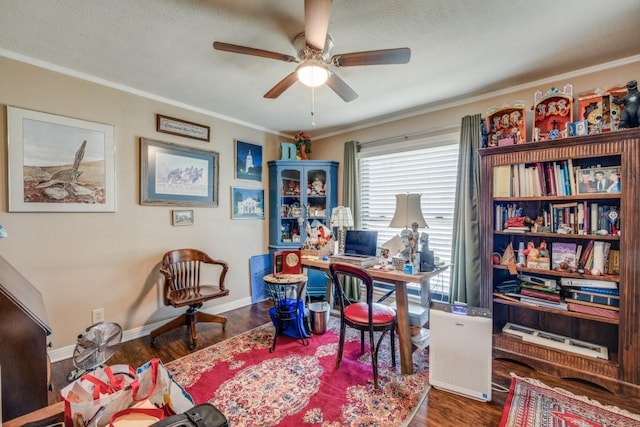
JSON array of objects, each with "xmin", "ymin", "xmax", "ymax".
[{"xmin": 429, "ymin": 302, "xmax": 493, "ymax": 402}]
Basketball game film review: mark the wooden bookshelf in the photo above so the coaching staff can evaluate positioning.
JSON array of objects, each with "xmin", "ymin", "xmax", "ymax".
[{"xmin": 479, "ymin": 128, "xmax": 640, "ymax": 397}]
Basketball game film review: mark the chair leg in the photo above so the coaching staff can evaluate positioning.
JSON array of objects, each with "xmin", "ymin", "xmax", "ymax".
[
  {"xmin": 336, "ymin": 322, "xmax": 347, "ymax": 369},
  {"xmin": 188, "ymin": 312, "xmax": 197, "ymax": 350},
  {"xmin": 149, "ymin": 313, "xmax": 189, "ymax": 345},
  {"xmin": 369, "ymin": 328, "xmax": 379, "ymax": 389},
  {"xmin": 391, "ymin": 327, "xmax": 396, "ymax": 367},
  {"xmin": 195, "ymin": 311, "xmax": 228, "ymax": 331},
  {"xmin": 360, "ymin": 330, "xmax": 365, "ymax": 355}
]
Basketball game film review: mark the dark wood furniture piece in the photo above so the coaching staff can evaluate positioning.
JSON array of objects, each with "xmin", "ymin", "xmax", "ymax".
[
  {"xmin": 150, "ymin": 249, "xmax": 229, "ymax": 349},
  {"xmin": 330, "ymin": 262, "xmax": 397, "ymax": 389},
  {"xmin": 478, "ymin": 128, "xmax": 640, "ymax": 396},
  {"xmin": 0, "ymin": 254, "xmax": 52, "ymax": 422}
]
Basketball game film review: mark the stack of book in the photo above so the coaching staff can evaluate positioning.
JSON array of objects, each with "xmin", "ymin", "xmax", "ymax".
[
  {"xmin": 494, "ymin": 274, "xmax": 566, "ymax": 310},
  {"xmin": 517, "ymin": 277, "xmax": 566, "ymax": 310},
  {"xmin": 565, "ymin": 289, "xmax": 619, "ymax": 319},
  {"xmin": 560, "ymin": 278, "xmax": 619, "ymax": 319}
]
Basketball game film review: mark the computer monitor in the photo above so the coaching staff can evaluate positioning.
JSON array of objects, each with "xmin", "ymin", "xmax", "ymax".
[{"xmin": 343, "ymin": 230, "xmax": 378, "ymax": 256}]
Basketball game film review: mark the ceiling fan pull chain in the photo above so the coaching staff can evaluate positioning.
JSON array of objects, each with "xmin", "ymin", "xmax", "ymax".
[{"xmin": 311, "ymin": 86, "xmax": 316, "ymax": 127}]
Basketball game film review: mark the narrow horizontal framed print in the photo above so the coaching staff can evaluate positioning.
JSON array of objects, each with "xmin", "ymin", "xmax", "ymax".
[
  {"xmin": 231, "ymin": 187, "xmax": 265, "ymax": 219},
  {"xmin": 172, "ymin": 209, "xmax": 194, "ymax": 226},
  {"xmin": 7, "ymin": 106, "xmax": 116, "ymax": 212},
  {"xmin": 140, "ymin": 138, "xmax": 219, "ymax": 207},
  {"xmin": 156, "ymin": 114, "xmax": 210, "ymax": 142}
]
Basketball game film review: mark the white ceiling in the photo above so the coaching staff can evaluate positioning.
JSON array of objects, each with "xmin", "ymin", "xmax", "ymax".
[{"xmin": 1, "ymin": 0, "xmax": 639, "ymax": 138}]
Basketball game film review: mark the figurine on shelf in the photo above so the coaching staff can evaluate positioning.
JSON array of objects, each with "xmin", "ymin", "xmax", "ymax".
[
  {"xmin": 612, "ymin": 80, "xmax": 640, "ymax": 128},
  {"xmin": 311, "ymin": 177, "xmax": 324, "ymax": 195},
  {"xmin": 538, "ymin": 240, "xmax": 549, "ymax": 258}
]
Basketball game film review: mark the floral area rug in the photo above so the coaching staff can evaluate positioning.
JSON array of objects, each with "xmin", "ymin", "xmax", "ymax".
[
  {"xmin": 499, "ymin": 374, "xmax": 640, "ymax": 426},
  {"xmin": 167, "ymin": 317, "xmax": 429, "ymax": 426}
]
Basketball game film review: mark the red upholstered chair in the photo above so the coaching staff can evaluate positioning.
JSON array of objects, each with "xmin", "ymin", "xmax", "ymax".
[
  {"xmin": 329, "ymin": 262, "xmax": 396, "ymax": 389},
  {"xmin": 150, "ymin": 249, "xmax": 229, "ymax": 349}
]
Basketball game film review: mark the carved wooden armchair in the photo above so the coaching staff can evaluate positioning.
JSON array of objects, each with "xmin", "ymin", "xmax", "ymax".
[{"xmin": 150, "ymin": 248, "xmax": 229, "ymax": 349}]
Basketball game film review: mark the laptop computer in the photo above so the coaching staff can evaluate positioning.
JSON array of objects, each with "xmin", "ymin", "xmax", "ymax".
[{"xmin": 330, "ymin": 230, "xmax": 379, "ymax": 267}]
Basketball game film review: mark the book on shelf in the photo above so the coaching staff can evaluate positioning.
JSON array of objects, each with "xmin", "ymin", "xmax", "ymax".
[
  {"xmin": 559, "ymin": 277, "xmax": 618, "ymax": 289},
  {"xmin": 520, "ymin": 287, "xmax": 561, "ymax": 302},
  {"xmin": 493, "ymin": 165, "xmax": 511, "ymax": 197},
  {"xmin": 568, "ymin": 290, "xmax": 619, "ymax": 307},
  {"xmin": 579, "ymin": 287, "xmax": 619, "ymax": 296},
  {"xmin": 566, "ymin": 302, "xmax": 620, "ymax": 320},
  {"xmin": 608, "ymin": 250, "xmax": 620, "ymax": 275},
  {"xmin": 519, "ymin": 296, "xmax": 568, "ymax": 310},
  {"xmin": 551, "ymin": 242, "xmax": 577, "ymax": 270},
  {"xmin": 565, "ymin": 298, "xmax": 619, "ymax": 312}
]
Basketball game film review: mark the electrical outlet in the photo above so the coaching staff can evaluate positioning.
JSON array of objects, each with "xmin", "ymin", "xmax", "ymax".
[{"xmin": 92, "ymin": 308, "xmax": 105, "ymax": 324}]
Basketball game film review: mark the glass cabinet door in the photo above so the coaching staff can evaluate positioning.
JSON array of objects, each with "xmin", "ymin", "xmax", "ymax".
[
  {"xmin": 306, "ymin": 169, "xmax": 328, "ymax": 227},
  {"xmin": 280, "ymin": 168, "xmax": 302, "ymax": 244}
]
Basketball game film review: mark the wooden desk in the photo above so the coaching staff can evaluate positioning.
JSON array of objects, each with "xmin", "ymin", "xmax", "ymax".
[{"xmin": 301, "ymin": 258, "xmax": 448, "ymax": 375}]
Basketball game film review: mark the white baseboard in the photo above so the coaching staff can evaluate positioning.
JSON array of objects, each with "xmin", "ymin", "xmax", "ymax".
[{"xmin": 48, "ymin": 296, "xmax": 252, "ymax": 363}]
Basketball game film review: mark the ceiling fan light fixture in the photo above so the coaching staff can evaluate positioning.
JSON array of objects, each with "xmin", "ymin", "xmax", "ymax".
[{"xmin": 296, "ymin": 60, "xmax": 329, "ymax": 87}]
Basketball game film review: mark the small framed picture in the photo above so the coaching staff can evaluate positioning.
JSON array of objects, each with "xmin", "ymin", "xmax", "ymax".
[
  {"xmin": 235, "ymin": 140, "xmax": 262, "ymax": 183},
  {"xmin": 575, "ymin": 166, "xmax": 621, "ymax": 195},
  {"xmin": 172, "ymin": 209, "xmax": 194, "ymax": 226},
  {"xmin": 231, "ymin": 187, "xmax": 265, "ymax": 220}
]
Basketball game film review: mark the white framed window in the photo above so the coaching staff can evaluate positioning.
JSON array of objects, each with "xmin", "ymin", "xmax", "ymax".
[{"xmin": 359, "ymin": 132, "xmax": 459, "ymax": 299}]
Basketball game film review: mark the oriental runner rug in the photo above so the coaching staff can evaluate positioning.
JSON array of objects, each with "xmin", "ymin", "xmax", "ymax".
[
  {"xmin": 167, "ymin": 317, "xmax": 429, "ymax": 426},
  {"xmin": 499, "ymin": 374, "xmax": 640, "ymax": 426}
]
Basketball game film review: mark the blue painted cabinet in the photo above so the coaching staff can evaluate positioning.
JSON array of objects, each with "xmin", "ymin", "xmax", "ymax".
[{"xmin": 268, "ymin": 160, "xmax": 338, "ymax": 252}]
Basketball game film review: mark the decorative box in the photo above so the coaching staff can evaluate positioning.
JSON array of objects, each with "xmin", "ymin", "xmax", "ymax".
[
  {"xmin": 527, "ymin": 258, "xmax": 550, "ymax": 270},
  {"xmin": 532, "ymin": 83, "xmax": 574, "ymax": 141},
  {"xmin": 577, "ymin": 84, "xmax": 627, "ymax": 134},
  {"xmin": 486, "ymin": 101, "xmax": 526, "ymax": 147}
]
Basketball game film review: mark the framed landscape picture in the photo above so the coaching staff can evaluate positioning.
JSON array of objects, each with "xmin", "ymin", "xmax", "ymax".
[
  {"xmin": 7, "ymin": 106, "xmax": 116, "ymax": 212},
  {"xmin": 235, "ymin": 140, "xmax": 262, "ymax": 183},
  {"xmin": 140, "ymin": 138, "xmax": 219, "ymax": 207},
  {"xmin": 231, "ymin": 187, "xmax": 265, "ymax": 220}
]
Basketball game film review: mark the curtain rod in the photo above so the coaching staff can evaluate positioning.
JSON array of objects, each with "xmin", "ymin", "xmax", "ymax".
[{"xmin": 361, "ymin": 123, "xmax": 459, "ymax": 146}]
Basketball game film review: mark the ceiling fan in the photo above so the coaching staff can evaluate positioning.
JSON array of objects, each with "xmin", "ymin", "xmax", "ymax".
[{"xmin": 213, "ymin": 0, "xmax": 411, "ymax": 102}]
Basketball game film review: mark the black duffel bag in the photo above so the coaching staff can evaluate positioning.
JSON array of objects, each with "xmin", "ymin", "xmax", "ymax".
[{"xmin": 151, "ymin": 404, "xmax": 229, "ymax": 427}]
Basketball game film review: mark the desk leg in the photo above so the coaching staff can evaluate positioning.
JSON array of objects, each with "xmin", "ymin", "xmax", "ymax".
[{"xmin": 394, "ymin": 281, "xmax": 413, "ymax": 375}]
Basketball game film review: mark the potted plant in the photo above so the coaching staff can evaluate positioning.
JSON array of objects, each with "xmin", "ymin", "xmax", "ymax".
[{"xmin": 294, "ymin": 131, "xmax": 312, "ymax": 160}]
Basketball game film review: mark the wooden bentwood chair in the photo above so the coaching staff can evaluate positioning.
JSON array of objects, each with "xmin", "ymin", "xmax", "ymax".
[
  {"xmin": 150, "ymin": 248, "xmax": 229, "ymax": 349},
  {"xmin": 329, "ymin": 262, "xmax": 396, "ymax": 389}
]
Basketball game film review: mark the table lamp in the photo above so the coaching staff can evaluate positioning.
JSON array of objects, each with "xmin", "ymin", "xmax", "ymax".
[
  {"xmin": 330, "ymin": 206, "xmax": 354, "ymax": 254},
  {"xmin": 389, "ymin": 193, "xmax": 428, "ymax": 264}
]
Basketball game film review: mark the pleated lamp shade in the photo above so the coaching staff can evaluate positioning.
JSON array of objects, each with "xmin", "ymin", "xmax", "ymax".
[{"xmin": 389, "ymin": 194, "xmax": 428, "ymax": 229}]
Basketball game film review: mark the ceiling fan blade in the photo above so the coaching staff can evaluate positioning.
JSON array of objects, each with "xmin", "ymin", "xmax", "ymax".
[
  {"xmin": 264, "ymin": 72, "xmax": 298, "ymax": 99},
  {"xmin": 331, "ymin": 47, "xmax": 411, "ymax": 67},
  {"xmin": 305, "ymin": 0, "xmax": 332, "ymax": 51},
  {"xmin": 213, "ymin": 42, "xmax": 298, "ymax": 63},
  {"xmin": 326, "ymin": 72, "xmax": 358, "ymax": 102}
]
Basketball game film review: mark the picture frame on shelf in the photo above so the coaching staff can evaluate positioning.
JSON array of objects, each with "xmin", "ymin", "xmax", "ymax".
[
  {"xmin": 172, "ymin": 209, "xmax": 194, "ymax": 226},
  {"xmin": 7, "ymin": 106, "xmax": 116, "ymax": 212},
  {"xmin": 140, "ymin": 138, "xmax": 219, "ymax": 207},
  {"xmin": 575, "ymin": 166, "xmax": 621, "ymax": 195},
  {"xmin": 156, "ymin": 114, "xmax": 210, "ymax": 142},
  {"xmin": 235, "ymin": 140, "xmax": 262, "ymax": 183},
  {"xmin": 231, "ymin": 187, "xmax": 265, "ymax": 220}
]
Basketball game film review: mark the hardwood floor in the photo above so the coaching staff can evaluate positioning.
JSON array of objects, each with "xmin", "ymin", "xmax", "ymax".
[{"xmin": 49, "ymin": 302, "xmax": 640, "ymax": 426}]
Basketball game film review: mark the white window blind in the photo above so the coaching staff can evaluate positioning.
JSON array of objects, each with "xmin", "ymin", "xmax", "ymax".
[{"xmin": 359, "ymin": 133, "xmax": 459, "ymax": 298}]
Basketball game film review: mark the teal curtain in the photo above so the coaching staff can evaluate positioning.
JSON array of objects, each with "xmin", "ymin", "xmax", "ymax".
[
  {"xmin": 341, "ymin": 140, "xmax": 361, "ymax": 300},
  {"xmin": 449, "ymin": 114, "xmax": 482, "ymax": 305}
]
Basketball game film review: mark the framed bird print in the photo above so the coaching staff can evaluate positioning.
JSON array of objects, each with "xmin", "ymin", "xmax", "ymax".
[{"xmin": 7, "ymin": 106, "xmax": 116, "ymax": 212}]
